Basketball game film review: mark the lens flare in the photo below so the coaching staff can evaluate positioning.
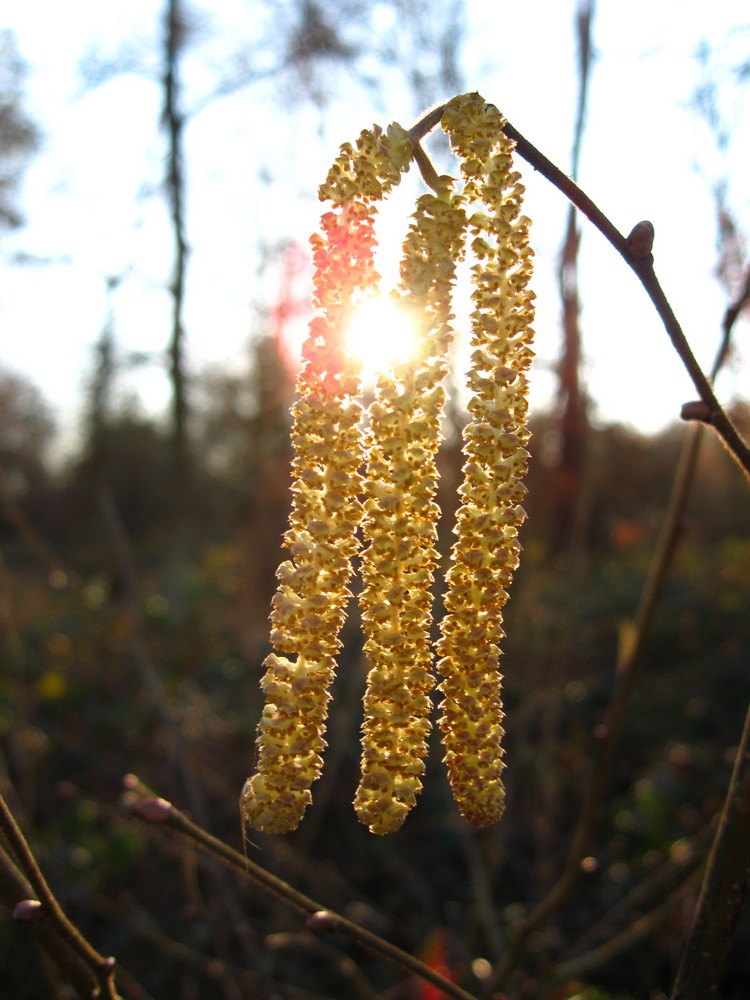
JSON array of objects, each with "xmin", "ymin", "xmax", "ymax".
[{"xmin": 345, "ymin": 295, "xmax": 418, "ymax": 380}]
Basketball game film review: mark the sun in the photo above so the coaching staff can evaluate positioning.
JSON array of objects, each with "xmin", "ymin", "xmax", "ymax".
[{"xmin": 345, "ymin": 294, "xmax": 419, "ymax": 381}]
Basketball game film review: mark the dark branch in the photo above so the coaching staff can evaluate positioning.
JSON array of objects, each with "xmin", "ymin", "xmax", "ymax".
[
  {"xmin": 0, "ymin": 792, "xmax": 121, "ymax": 998},
  {"xmin": 406, "ymin": 100, "xmax": 750, "ymax": 482}
]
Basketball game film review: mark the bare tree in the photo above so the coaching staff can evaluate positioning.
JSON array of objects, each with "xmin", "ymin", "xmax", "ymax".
[{"xmin": 161, "ymin": 0, "xmax": 190, "ymax": 500}]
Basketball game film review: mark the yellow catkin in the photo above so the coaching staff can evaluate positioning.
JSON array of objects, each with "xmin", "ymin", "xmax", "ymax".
[
  {"xmin": 241, "ymin": 124, "xmax": 412, "ymax": 834},
  {"xmin": 355, "ymin": 179, "xmax": 468, "ymax": 834},
  {"xmin": 436, "ymin": 93, "xmax": 536, "ymax": 828}
]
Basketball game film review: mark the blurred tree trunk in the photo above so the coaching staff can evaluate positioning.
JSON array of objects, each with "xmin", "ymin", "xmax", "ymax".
[
  {"xmin": 162, "ymin": 0, "xmax": 190, "ymax": 506},
  {"xmin": 552, "ymin": 1, "xmax": 595, "ymax": 554}
]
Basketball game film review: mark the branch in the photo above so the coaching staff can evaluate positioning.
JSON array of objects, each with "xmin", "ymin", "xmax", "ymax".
[
  {"xmin": 129, "ymin": 785, "xmax": 478, "ymax": 1000},
  {"xmin": 408, "ymin": 101, "xmax": 750, "ymax": 481},
  {"xmin": 0, "ymin": 791, "xmax": 121, "ymax": 998},
  {"xmin": 0, "ymin": 844, "xmax": 99, "ymax": 997}
]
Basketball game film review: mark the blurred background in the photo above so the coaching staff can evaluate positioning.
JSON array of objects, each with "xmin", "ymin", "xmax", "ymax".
[{"xmin": 0, "ymin": 1, "xmax": 749, "ymax": 998}]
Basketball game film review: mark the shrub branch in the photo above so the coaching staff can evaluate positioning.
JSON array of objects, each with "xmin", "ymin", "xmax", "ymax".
[
  {"xmin": 0, "ymin": 791, "xmax": 121, "ymax": 998},
  {"xmin": 129, "ymin": 784, "xmax": 479, "ymax": 1000}
]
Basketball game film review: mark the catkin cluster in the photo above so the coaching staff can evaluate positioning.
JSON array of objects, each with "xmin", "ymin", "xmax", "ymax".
[
  {"xmin": 242, "ymin": 94, "xmax": 535, "ymax": 836},
  {"xmin": 240, "ymin": 124, "xmax": 412, "ymax": 834}
]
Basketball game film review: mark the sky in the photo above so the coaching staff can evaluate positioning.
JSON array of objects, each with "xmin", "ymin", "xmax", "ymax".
[{"xmin": 1, "ymin": 0, "xmax": 749, "ymax": 451}]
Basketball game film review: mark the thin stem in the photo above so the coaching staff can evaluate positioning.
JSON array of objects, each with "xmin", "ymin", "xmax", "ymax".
[
  {"xmin": 131, "ymin": 789, "xmax": 478, "ymax": 1000},
  {"xmin": 0, "ymin": 790, "xmax": 121, "ymax": 998},
  {"xmin": 408, "ymin": 137, "xmax": 442, "ymax": 192},
  {"xmin": 0, "ymin": 843, "xmax": 100, "ymax": 997},
  {"xmin": 409, "ymin": 103, "xmax": 446, "ymax": 141},
  {"xmin": 507, "ymin": 124, "xmax": 750, "ymax": 477}
]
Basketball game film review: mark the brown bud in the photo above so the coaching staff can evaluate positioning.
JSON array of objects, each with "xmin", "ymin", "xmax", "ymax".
[
  {"xmin": 681, "ymin": 400, "xmax": 712, "ymax": 423},
  {"xmin": 13, "ymin": 899, "xmax": 43, "ymax": 922},
  {"xmin": 625, "ymin": 220, "xmax": 655, "ymax": 258},
  {"xmin": 133, "ymin": 797, "xmax": 173, "ymax": 824}
]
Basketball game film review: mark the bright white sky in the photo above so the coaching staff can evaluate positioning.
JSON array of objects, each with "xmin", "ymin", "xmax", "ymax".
[{"xmin": 1, "ymin": 0, "xmax": 749, "ymax": 449}]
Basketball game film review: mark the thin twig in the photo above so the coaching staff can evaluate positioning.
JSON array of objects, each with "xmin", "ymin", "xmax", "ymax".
[
  {"xmin": 407, "ymin": 101, "xmax": 750, "ymax": 481},
  {"xmin": 0, "ymin": 843, "xmax": 99, "ymax": 997},
  {"xmin": 0, "ymin": 791, "xmax": 121, "ymax": 998},
  {"xmin": 130, "ymin": 787, "xmax": 479, "ymax": 1000},
  {"xmin": 409, "ymin": 103, "xmax": 446, "ymax": 141},
  {"xmin": 408, "ymin": 136, "xmax": 443, "ymax": 192}
]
